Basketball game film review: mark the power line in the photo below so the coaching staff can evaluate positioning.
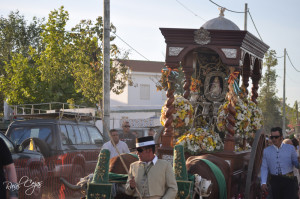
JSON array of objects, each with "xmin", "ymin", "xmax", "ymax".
[
  {"xmin": 47, "ymin": 29, "xmax": 150, "ymax": 61},
  {"xmin": 112, "ymin": 32, "xmax": 150, "ymax": 61},
  {"xmin": 247, "ymin": 10, "xmax": 263, "ymax": 41},
  {"xmin": 176, "ymin": 0, "xmax": 206, "ymax": 21},
  {"xmin": 208, "ymin": 0, "xmax": 245, "ymax": 13},
  {"xmin": 208, "ymin": 0, "xmax": 264, "ymax": 41},
  {"xmin": 286, "ymin": 51, "xmax": 300, "ymax": 72}
]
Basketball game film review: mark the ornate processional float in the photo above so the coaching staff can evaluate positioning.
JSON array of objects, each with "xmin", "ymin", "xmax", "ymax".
[{"xmin": 157, "ymin": 9, "xmax": 269, "ymax": 198}]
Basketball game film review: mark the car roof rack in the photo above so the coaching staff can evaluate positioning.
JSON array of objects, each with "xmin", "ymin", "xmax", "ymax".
[{"xmin": 9, "ymin": 102, "xmax": 101, "ymax": 123}]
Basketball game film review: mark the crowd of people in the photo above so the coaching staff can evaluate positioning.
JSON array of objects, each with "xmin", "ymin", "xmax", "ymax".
[
  {"xmin": 105, "ymin": 124, "xmax": 300, "ymax": 199},
  {"xmin": 104, "ymin": 121, "xmax": 158, "ymax": 156}
]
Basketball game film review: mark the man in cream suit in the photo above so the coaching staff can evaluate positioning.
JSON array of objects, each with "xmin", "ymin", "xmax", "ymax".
[{"xmin": 125, "ymin": 136, "xmax": 177, "ymax": 199}]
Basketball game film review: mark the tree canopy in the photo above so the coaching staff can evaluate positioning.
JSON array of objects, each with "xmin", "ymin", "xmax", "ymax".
[
  {"xmin": 0, "ymin": 6, "xmax": 131, "ymax": 109},
  {"xmin": 258, "ymin": 50, "xmax": 286, "ymax": 133},
  {"xmin": 0, "ymin": 11, "xmax": 44, "ymax": 111}
]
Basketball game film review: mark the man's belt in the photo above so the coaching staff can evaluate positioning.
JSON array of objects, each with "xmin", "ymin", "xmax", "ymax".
[{"xmin": 271, "ymin": 171, "xmax": 294, "ymax": 179}]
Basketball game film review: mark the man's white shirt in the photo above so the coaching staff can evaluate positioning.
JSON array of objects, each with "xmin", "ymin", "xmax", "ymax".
[{"xmin": 102, "ymin": 140, "xmax": 130, "ymax": 159}]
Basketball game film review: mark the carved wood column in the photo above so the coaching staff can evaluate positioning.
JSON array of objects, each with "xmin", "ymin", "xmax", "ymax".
[
  {"xmin": 242, "ymin": 67, "xmax": 252, "ymax": 96},
  {"xmin": 240, "ymin": 53, "xmax": 253, "ymax": 96},
  {"xmin": 182, "ymin": 68, "xmax": 194, "ymax": 99},
  {"xmin": 224, "ymin": 67, "xmax": 237, "ymax": 151},
  {"xmin": 161, "ymin": 63, "xmax": 179, "ymax": 149},
  {"xmin": 251, "ymin": 60, "xmax": 262, "ymax": 104},
  {"xmin": 251, "ymin": 74, "xmax": 261, "ymax": 104}
]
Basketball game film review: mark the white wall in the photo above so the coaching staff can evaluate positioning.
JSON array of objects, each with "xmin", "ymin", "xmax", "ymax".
[
  {"xmin": 107, "ymin": 70, "xmax": 165, "ymax": 136},
  {"xmin": 110, "ymin": 81, "xmax": 129, "ymax": 106},
  {"xmin": 110, "ymin": 71, "xmax": 167, "ymax": 107},
  {"xmin": 128, "ymin": 72, "xmax": 166, "ymax": 106}
]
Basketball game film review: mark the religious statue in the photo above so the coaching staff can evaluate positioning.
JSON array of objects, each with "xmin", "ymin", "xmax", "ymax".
[{"xmin": 209, "ymin": 76, "xmax": 222, "ymax": 98}]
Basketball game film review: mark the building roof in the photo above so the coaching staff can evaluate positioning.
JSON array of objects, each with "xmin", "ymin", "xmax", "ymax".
[{"xmin": 117, "ymin": 60, "xmax": 164, "ymax": 73}]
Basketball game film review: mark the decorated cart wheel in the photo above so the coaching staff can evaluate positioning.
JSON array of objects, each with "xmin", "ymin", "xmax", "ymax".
[{"xmin": 244, "ymin": 129, "xmax": 266, "ymax": 199}]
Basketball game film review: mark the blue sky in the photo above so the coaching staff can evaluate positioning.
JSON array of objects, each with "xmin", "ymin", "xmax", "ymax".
[{"xmin": 1, "ymin": 0, "xmax": 299, "ymax": 106}]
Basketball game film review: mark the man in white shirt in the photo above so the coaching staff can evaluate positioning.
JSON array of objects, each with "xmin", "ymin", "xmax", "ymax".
[{"xmin": 102, "ymin": 129, "xmax": 130, "ymax": 159}]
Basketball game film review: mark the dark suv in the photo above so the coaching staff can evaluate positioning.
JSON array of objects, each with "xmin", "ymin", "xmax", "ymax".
[
  {"xmin": 5, "ymin": 117, "xmax": 104, "ymax": 186},
  {"xmin": 0, "ymin": 133, "xmax": 47, "ymax": 199}
]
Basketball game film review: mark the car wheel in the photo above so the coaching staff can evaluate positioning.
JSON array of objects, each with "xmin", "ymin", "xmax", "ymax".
[
  {"xmin": 70, "ymin": 164, "xmax": 84, "ymax": 185},
  {"xmin": 21, "ymin": 138, "xmax": 50, "ymax": 157},
  {"xmin": 23, "ymin": 168, "xmax": 43, "ymax": 199}
]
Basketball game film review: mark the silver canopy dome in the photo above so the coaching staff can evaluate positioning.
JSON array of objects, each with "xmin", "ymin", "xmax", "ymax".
[{"xmin": 201, "ymin": 8, "xmax": 240, "ymax": 31}]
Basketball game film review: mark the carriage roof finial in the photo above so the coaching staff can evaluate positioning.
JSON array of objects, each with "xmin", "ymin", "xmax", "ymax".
[{"xmin": 219, "ymin": 7, "xmax": 226, "ymax": 17}]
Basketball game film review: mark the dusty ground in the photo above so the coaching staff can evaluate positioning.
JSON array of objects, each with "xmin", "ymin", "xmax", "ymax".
[{"xmin": 42, "ymin": 191, "xmax": 82, "ymax": 199}]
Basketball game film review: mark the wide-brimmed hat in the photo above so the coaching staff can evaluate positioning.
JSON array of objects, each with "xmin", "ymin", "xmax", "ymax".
[{"xmin": 136, "ymin": 136, "xmax": 156, "ymax": 148}]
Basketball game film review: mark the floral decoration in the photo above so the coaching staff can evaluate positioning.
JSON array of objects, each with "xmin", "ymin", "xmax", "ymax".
[
  {"xmin": 175, "ymin": 128, "xmax": 224, "ymax": 154},
  {"xmin": 248, "ymin": 100, "xmax": 263, "ymax": 132},
  {"xmin": 217, "ymin": 97, "xmax": 251, "ymax": 138},
  {"xmin": 216, "ymin": 101, "xmax": 229, "ymax": 133},
  {"xmin": 156, "ymin": 69, "xmax": 169, "ymax": 91},
  {"xmin": 160, "ymin": 94, "xmax": 194, "ymax": 128},
  {"xmin": 234, "ymin": 133, "xmax": 254, "ymax": 151},
  {"xmin": 235, "ymin": 142, "xmax": 251, "ymax": 152},
  {"xmin": 156, "ymin": 67, "xmax": 180, "ymax": 92},
  {"xmin": 190, "ymin": 77, "xmax": 202, "ymax": 93}
]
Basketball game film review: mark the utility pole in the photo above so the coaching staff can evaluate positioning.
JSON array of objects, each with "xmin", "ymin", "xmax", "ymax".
[
  {"xmin": 244, "ymin": 3, "xmax": 248, "ymax": 31},
  {"xmin": 296, "ymin": 101, "xmax": 299, "ymax": 124},
  {"xmin": 283, "ymin": 48, "xmax": 286, "ymax": 136},
  {"xmin": 103, "ymin": 0, "xmax": 110, "ymax": 142}
]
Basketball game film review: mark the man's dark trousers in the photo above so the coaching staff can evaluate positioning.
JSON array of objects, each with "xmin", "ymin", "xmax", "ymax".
[{"xmin": 270, "ymin": 175, "xmax": 299, "ymax": 199}]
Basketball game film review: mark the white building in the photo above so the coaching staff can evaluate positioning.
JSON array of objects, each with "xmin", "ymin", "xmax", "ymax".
[
  {"xmin": 110, "ymin": 59, "xmax": 166, "ymax": 106},
  {"xmin": 97, "ymin": 60, "xmax": 166, "ymax": 137}
]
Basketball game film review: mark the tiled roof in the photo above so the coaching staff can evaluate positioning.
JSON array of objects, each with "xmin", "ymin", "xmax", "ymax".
[{"xmin": 116, "ymin": 59, "xmax": 165, "ymax": 73}]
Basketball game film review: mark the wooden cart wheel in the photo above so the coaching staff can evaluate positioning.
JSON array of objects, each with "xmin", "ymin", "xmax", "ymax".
[{"xmin": 245, "ymin": 129, "xmax": 266, "ymax": 199}]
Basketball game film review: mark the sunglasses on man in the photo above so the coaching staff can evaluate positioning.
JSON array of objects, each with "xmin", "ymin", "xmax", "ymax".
[
  {"xmin": 270, "ymin": 135, "xmax": 281, "ymax": 139},
  {"xmin": 137, "ymin": 148, "xmax": 144, "ymax": 153}
]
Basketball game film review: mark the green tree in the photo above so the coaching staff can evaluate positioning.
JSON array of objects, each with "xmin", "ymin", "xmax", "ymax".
[
  {"xmin": 0, "ymin": 7, "xmax": 131, "ymax": 108},
  {"xmin": 67, "ymin": 12, "xmax": 131, "ymax": 106},
  {"xmin": 36, "ymin": 7, "xmax": 84, "ymax": 104},
  {"xmin": 1, "ymin": 52, "xmax": 46, "ymax": 104},
  {"xmin": 286, "ymin": 101, "xmax": 300, "ymax": 129},
  {"xmin": 258, "ymin": 50, "xmax": 284, "ymax": 133},
  {"xmin": 0, "ymin": 11, "xmax": 44, "ymax": 112}
]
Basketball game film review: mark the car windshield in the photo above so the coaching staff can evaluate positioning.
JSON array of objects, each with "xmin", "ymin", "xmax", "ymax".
[{"xmin": 8, "ymin": 125, "xmax": 53, "ymax": 145}]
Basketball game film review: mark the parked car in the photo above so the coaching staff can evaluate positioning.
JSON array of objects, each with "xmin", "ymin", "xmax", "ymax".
[
  {"xmin": 0, "ymin": 118, "xmax": 10, "ymax": 133},
  {"xmin": 5, "ymin": 117, "xmax": 104, "ymax": 186},
  {"xmin": 0, "ymin": 133, "xmax": 47, "ymax": 199}
]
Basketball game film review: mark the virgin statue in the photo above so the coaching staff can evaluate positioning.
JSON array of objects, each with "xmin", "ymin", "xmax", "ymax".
[{"xmin": 210, "ymin": 77, "xmax": 222, "ymax": 98}]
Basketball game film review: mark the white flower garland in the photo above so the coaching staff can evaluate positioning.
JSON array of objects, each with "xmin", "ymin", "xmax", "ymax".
[
  {"xmin": 160, "ymin": 94, "xmax": 194, "ymax": 128},
  {"xmin": 176, "ymin": 128, "xmax": 224, "ymax": 154},
  {"xmin": 248, "ymin": 101, "xmax": 263, "ymax": 132},
  {"xmin": 217, "ymin": 97, "xmax": 252, "ymax": 138}
]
